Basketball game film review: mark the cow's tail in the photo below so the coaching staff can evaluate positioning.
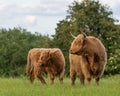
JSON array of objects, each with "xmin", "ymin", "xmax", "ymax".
[{"xmin": 26, "ymin": 52, "xmax": 31, "ymax": 77}]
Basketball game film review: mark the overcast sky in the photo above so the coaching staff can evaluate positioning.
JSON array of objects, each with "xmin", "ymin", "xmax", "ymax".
[{"xmin": 0, "ymin": 0, "xmax": 120, "ymax": 36}]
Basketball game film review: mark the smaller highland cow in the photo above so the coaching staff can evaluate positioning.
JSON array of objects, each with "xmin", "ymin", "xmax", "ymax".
[{"xmin": 26, "ymin": 48, "xmax": 65, "ymax": 84}]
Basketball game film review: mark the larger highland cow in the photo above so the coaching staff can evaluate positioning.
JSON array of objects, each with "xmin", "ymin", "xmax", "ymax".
[
  {"xmin": 26, "ymin": 48, "xmax": 65, "ymax": 84},
  {"xmin": 69, "ymin": 33, "xmax": 107, "ymax": 85}
]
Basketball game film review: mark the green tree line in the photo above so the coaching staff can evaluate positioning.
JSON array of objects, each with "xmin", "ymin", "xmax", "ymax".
[
  {"xmin": 0, "ymin": 0, "xmax": 120, "ymax": 77},
  {"xmin": 0, "ymin": 28, "xmax": 52, "ymax": 77}
]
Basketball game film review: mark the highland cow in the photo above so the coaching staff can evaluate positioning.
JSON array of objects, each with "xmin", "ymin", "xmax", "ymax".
[
  {"xmin": 69, "ymin": 33, "xmax": 107, "ymax": 85},
  {"xmin": 38, "ymin": 48, "xmax": 65, "ymax": 84},
  {"xmin": 26, "ymin": 48, "xmax": 65, "ymax": 84}
]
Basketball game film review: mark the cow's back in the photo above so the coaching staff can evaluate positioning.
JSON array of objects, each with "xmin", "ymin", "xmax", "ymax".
[
  {"xmin": 28, "ymin": 48, "xmax": 41, "ymax": 63},
  {"xmin": 86, "ymin": 37, "xmax": 107, "ymax": 62},
  {"xmin": 50, "ymin": 48, "xmax": 65, "ymax": 72}
]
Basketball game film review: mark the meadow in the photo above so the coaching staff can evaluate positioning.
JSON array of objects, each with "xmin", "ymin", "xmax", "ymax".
[{"xmin": 0, "ymin": 75, "xmax": 120, "ymax": 96}]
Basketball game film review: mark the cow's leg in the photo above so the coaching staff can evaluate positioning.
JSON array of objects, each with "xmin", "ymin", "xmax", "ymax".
[
  {"xmin": 81, "ymin": 56, "xmax": 91, "ymax": 85},
  {"xmin": 46, "ymin": 68, "xmax": 55, "ymax": 84},
  {"xmin": 94, "ymin": 63, "xmax": 104, "ymax": 85},
  {"xmin": 47, "ymin": 72, "xmax": 54, "ymax": 85},
  {"xmin": 37, "ymin": 74, "xmax": 46, "ymax": 84},
  {"xmin": 59, "ymin": 70, "xmax": 64, "ymax": 84},
  {"xmin": 94, "ymin": 68, "xmax": 102, "ymax": 85},
  {"xmin": 37, "ymin": 70, "xmax": 46, "ymax": 84},
  {"xmin": 70, "ymin": 69, "xmax": 76, "ymax": 86},
  {"xmin": 79, "ymin": 73, "xmax": 85, "ymax": 85},
  {"xmin": 50, "ymin": 73, "xmax": 55, "ymax": 85},
  {"xmin": 30, "ymin": 67, "xmax": 35, "ymax": 83},
  {"xmin": 37, "ymin": 71, "xmax": 46, "ymax": 84},
  {"xmin": 35, "ymin": 65, "xmax": 46, "ymax": 84},
  {"xmin": 95, "ymin": 77, "xmax": 100, "ymax": 85},
  {"xmin": 78, "ymin": 67, "xmax": 85, "ymax": 85}
]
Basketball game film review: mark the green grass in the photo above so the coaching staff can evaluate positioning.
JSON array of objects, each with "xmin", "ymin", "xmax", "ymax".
[{"xmin": 0, "ymin": 75, "xmax": 120, "ymax": 96}]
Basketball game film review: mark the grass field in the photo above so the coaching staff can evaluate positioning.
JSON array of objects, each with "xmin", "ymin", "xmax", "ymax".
[{"xmin": 0, "ymin": 75, "xmax": 120, "ymax": 96}]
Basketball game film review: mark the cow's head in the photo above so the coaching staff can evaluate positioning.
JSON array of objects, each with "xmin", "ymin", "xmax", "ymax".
[
  {"xmin": 38, "ymin": 50, "xmax": 51, "ymax": 67},
  {"xmin": 70, "ymin": 32, "xmax": 86, "ymax": 55}
]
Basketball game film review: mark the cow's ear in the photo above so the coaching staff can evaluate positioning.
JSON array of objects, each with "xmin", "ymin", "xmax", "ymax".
[
  {"xmin": 81, "ymin": 32, "xmax": 86, "ymax": 45},
  {"xmin": 80, "ymin": 33, "xmax": 86, "ymax": 44}
]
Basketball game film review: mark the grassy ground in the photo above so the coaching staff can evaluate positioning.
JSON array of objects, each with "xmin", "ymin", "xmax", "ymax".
[{"xmin": 0, "ymin": 75, "xmax": 120, "ymax": 96}]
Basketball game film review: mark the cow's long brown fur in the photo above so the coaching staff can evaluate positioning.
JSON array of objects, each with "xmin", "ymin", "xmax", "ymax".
[
  {"xmin": 26, "ymin": 48, "xmax": 46, "ymax": 84},
  {"xmin": 26, "ymin": 48, "xmax": 65, "ymax": 84},
  {"xmin": 38, "ymin": 48, "xmax": 65, "ymax": 84},
  {"xmin": 70, "ymin": 33, "xmax": 107, "ymax": 85},
  {"xmin": 69, "ymin": 54, "xmax": 85, "ymax": 85}
]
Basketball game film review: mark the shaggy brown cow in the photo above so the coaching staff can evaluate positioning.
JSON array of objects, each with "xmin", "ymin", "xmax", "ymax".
[
  {"xmin": 26, "ymin": 48, "xmax": 65, "ymax": 84},
  {"xmin": 38, "ymin": 48, "xmax": 65, "ymax": 84},
  {"xmin": 69, "ymin": 33, "xmax": 107, "ymax": 85}
]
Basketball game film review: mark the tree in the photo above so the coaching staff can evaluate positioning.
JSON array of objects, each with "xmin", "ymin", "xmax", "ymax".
[
  {"xmin": 53, "ymin": 0, "xmax": 120, "ymax": 75},
  {"xmin": 0, "ymin": 27, "xmax": 52, "ymax": 77}
]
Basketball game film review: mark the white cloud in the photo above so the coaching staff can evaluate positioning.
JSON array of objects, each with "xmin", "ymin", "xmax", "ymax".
[
  {"xmin": 99, "ymin": 0, "xmax": 120, "ymax": 23},
  {"xmin": 100, "ymin": 0, "xmax": 120, "ymax": 8},
  {"xmin": 0, "ymin": 0, "xmax": 120, "ymax": 36},
  {"xmin": 24, "ymin": 15, "xmax": 37, "ymax": 26},
  {"xmin": 0, "ymin": 4, "xmax": 6, "ymax": 11}
]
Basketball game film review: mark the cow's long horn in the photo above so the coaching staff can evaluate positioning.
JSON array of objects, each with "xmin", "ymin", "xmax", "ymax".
[
  {"xmin": 81, "ymin": 32, "xmax": 87, "ymax": 38},
  {"xmin": 70, "ymin": 32, "xmax": 76, "ymax": 38}
]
